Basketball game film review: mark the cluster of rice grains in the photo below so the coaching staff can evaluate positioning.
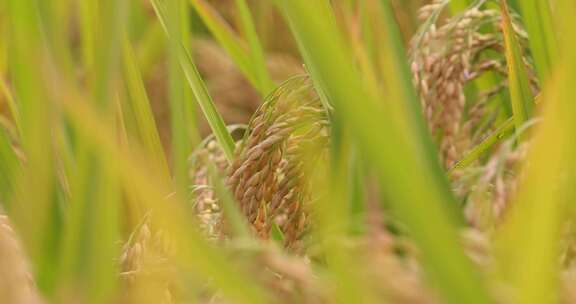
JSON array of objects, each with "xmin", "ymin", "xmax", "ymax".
[
  {"xmin": 192, "ymin": 77, "xmax": 329, "ymax": 248},
  {"xmin": 189, "ymin": 134, "xmax": 231, "ymax": 242},
  {"xmin": 410, "ymin": 0, "xmax": 537, "ymax": 169},
  {"xmin": 226, "ymin": 76, "xmax": 329, "ymax": 249},
  {"xmin": 457, "ymin": 139, "xmax": 528, "ymax": 229},
  {"xmin": 119, "ymin": 214, "xmax": 180, "ymax": 304}
]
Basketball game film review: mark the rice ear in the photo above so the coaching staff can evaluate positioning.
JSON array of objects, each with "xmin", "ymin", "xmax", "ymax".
[
  {"xmin": 119, "ymin": 214, "xmax": 178, "ymax": 304},
  {"xmin": 410, "ymin": 3, "xmax": 538, "ymax": 168},
  {"xmin": 226, "ymin": 76, "xmax": 330, "ymax": 249}
]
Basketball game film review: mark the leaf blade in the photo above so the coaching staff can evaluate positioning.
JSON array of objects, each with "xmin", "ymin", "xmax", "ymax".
[{"xmin": 501, "ymin": 0, "xmax": 535, "ymax": 134}]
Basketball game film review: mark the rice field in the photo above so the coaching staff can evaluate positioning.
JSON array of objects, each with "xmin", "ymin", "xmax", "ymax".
[{"xmin": 0, "ymin": 0, "xmax": 575, "ymax": 303}]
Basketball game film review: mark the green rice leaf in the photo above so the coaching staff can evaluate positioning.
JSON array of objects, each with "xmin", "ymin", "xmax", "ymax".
[
  {"xmin": 516, "ymin": 0, "xmax": 557, "ymax": 80},
  {"xmin": 78, "ymin": 0, "xmax": 97, "ymax": 72},
  {"xmin": 122, "ymin": 38, "xmax": 170, "ymax": 178},
  {"xmin": 167, "ymin": 0, "xmax": 196, "ymax": 198},
  {"xmin": 6, "ymin": 0, "xmax": 61, "ymax": 294},
  {"xmin": 189, "ymin": 0, "xmax": 274, "ymax": 96},
  {"xmin": 501, "ymin": 0, "xmax": 535, "ymax": 135},
  {"xmin": 378, "ymin": 0, "xmax": 455, "ymax": 203},
  {"xmin": 177, "ymin": 47, "xmax": 235, "ymax": 160},
  {"xmin": 316, "ymin": 131, "xmax": 376, "ymax": 303},
  {"xmin": 450, "ymin": 117, "xmax": 514, "ymax": 172},
  {"xmin": 151, "ymin": 0, "xmax": 235, "ymax": 161},
  {"xmin": 134, "ymin": 22, "xmax": 165, "ymax": 78},
  {"xmin": 234, "ymin": 0, "xmax": 274, "ymax": 94},
  {"xmin": 0, "ymin": 128, "xmax": 19, "ymax": 206},
  {"xmin": 450, "ymin": 0, "xmax": 470, "ymax": 13}
]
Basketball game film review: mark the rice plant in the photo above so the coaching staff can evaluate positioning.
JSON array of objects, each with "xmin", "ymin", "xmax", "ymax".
[{"xmin": 0, "ymin": 0, "xmax": 574, "ymax": 303}]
